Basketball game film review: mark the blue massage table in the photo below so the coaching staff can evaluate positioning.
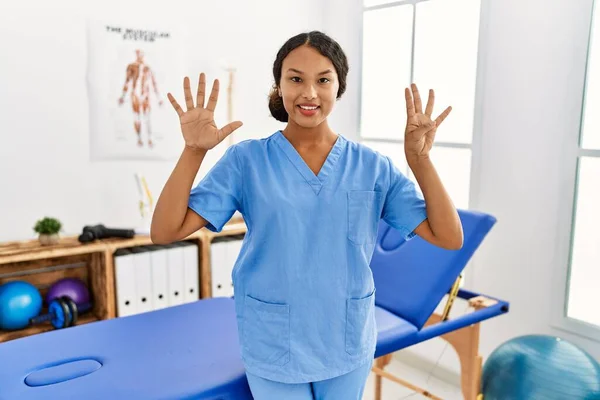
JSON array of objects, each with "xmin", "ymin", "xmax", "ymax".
[
  {"xmin": 0, "ymin": 209, "xmax": 509, "ymax": 400},
  {"xmin": 0, "ymin": 298, "xmax": 251, "ymax": 400}
]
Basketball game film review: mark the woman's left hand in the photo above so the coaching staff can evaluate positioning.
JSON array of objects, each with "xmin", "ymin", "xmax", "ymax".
[{"xmin": 404, "ymin": 83, "xmax": 452, "ymax": 161}]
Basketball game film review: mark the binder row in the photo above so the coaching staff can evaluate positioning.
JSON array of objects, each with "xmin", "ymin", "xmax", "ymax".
[
  {"xmin": 210, "ymin": 234, "xmax": 244, "ymax": 298},
  {"xmin": 114, "ymin": 241, "xmax": 199, "ymax": 317}
]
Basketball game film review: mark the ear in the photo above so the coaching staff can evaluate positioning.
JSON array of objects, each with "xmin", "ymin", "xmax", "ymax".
[{"xmin": 278, "ymin": 87, "xmax": 282, "ymax": 97}]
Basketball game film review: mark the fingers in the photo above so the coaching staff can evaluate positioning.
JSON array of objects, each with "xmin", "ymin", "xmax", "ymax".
[
  {"xmin": 171, "ymin": 74, "xmax": 220, "ymax": 118},
  {"xmin": 183, "ymin": 76, "xmax": 194, "ymax": 111},
  {"xmin": 405, "ymin": 88, "xmax": 415, "ymax": 119},
  {"xmin": 206, "ymin": 79, "xmax": 220, "ymax": 112},
  {"xmin": 406, "ymin": 83, "xmax": 451, "ymax": 129},
  {"xmin": 411, "ymin": 83, "xmax": 423, "ymax": 114},
  {"xmin": 167, "ymin": 93, "xmax": 184, "ymax": 117},
  {"xmin": 425, "ymin": 89, "xmax": 434, "ymax": 117},
  {"xmin": 183, "ymin": 77, "xmax": 194, "ymax": 111},
  {"xmin": 218, "ymin": 121, "xmax": 243, "ymax": 140},
  {"xmin": 196, "ymin": 72, "xmax": 206, "ymax": 108},
  {"xmin": 435, "ymin": 106, "xmax": 452, "ymax": 126}
]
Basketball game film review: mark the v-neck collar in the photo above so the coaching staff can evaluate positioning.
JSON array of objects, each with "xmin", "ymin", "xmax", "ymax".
[{"xmin": 274, "ymin": 130, "xmax": 345, "ymax": 195}]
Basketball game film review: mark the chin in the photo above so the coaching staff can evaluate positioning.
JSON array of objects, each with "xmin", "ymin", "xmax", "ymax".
[
  {"xmin": 295, "ymin": 119, "xmax": 324, "ymax": 128},
  {"xmin": 292, "ymin": 111, "xmax": 329, "ymax": 129}
]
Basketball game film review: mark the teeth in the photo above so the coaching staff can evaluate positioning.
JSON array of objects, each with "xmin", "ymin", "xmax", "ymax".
[{"xmin": 299, "ymin": 105, "xmax": 317, "ymax": 110}]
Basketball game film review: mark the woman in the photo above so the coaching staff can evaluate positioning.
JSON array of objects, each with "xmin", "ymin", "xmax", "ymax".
[{"xmin": 151, "ymin": 30, "xmax": 462, "ymax": 400}]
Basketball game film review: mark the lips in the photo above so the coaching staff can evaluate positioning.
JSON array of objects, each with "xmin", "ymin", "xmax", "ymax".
[{"xmin": 297, "ymin": 105, "xmax": 319, "ymax": 116}]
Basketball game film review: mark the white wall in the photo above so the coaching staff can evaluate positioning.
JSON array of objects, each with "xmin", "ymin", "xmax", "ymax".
[
  {"xmin": 324, "ymin": 0, "xmax": 600, "ymax": 381},
  {"xmin": 0, "ymin": 0, "xmax": 321, "ymax": 241},
  {"xmin": 472, "ymin": 0, "xmax": 600, "ymax": 360}
]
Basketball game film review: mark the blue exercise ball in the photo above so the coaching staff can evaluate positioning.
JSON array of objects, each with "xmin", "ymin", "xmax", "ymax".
[
  {"xmin": 0, "ymin": 281, "xmax": 43, "ymax": 330},
  {"xmin": 481, "ymin": 334, "xmax": 600, "ymax": 400}
]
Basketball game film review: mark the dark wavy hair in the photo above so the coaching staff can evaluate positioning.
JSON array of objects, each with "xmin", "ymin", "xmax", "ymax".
[{"xmin": 268, "ymin": 31, "xmax": 349, "ymax": 123}]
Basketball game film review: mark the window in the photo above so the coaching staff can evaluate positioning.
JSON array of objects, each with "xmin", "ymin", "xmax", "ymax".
[
  {"xmin": 359, "ymin": 0, "xmax": 482, "ymax": 211},
  {"xmin": 564, "ymin": 0, "xmax": 600, "ymax": 331}
]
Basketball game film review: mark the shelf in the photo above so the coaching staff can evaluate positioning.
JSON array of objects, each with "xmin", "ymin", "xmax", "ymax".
[
  {"xmin": 0, "ymin": 220, "xmax": 247, "ymax": 266},
  {"xmin": 0, "ymin": 314, "xmax": 99, "ymax": 343},
  {"xmin": 100, "ymin": 231, "xmax": 203, "ymax": 251},
  {"xmin": 0, "ymin": 237, "xmax": 107, "ymax": 265}
]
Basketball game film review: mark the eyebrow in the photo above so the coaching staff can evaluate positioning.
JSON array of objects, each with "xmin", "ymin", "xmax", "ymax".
[{"xmin": 287, "ymin": 68, "xmax": 333, "ymax": 75}]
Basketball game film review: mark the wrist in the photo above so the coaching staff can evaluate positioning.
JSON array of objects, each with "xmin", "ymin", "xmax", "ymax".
[
  {"xmin": 406, "ymin": 153, "xmax": 432, "ymax": 169},
  {"xmin": 184, "ymin": 144, "xmax": 207, "ymax": 157}
]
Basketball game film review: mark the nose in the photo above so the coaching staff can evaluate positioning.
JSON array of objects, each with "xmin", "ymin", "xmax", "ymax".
[{"xmin": 302, "ymin": 83, "xmax": 317, "ymax": 100}]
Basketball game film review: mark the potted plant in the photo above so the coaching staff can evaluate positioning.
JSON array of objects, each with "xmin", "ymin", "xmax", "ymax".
[{"xmin": 33, "ymin": 217, "xmax": 62, "ymax": 245}]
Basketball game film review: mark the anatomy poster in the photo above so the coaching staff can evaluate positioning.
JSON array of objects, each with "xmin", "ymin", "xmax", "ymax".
[{"xmin": 86, "ymin": 20, "xmax": 185, "ymax": 160}]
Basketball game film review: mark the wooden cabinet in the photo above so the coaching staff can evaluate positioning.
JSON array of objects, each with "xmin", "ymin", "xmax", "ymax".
[{"xmin": 0, "ymin": 220, "xmax": 246, "ymax": 343}]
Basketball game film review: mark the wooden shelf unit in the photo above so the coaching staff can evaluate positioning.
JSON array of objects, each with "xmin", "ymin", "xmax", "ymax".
[{"xmin": 0, "ymin": 219, "xmax": 247, "ymax": 343}]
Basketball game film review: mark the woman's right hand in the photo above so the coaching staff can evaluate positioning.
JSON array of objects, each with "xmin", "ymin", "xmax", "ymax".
[{"xmin": 167, "ymin": 73, "xmax": 243, "ymax": 151}]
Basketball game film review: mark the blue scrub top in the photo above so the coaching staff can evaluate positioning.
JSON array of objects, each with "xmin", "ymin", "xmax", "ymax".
[{"xmin": 188, "ymin": 130, "xmax": 427, "ymax": 384}]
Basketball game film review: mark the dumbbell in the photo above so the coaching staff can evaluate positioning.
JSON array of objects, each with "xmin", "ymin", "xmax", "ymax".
[{"xmin": 29, "ymin": 297, "xmax": 92, "ymax": 329}]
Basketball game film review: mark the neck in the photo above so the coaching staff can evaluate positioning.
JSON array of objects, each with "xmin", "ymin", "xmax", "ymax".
[{"xmin": 282, "ymin": 120, "xmax": 336, "ymax": 148}]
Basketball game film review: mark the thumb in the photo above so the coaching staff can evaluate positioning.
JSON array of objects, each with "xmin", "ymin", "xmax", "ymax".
[{"xmin": 218, "ymin": 121, "xmax": 243, "ymax": 141}]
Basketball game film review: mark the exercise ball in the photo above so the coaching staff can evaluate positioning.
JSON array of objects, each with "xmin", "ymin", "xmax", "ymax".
[
  {"xmin": 0, "ymin": 281, "xmax": 43, "ymax": 330},
  {"xmin": 46, "ymin": 278, "xmax": 90, "ymax": 305},
  {"xmin": 481, "ymin": 334, "xmax": 600, "ymax": 400}
]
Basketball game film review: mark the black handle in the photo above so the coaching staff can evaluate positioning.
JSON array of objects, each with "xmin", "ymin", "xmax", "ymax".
[{"xmin": 101, "ymin": 228, "xmax": 135, "ymax": 237}]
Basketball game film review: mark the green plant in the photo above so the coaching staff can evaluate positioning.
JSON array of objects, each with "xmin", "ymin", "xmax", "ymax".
[{"xmin": 33, "ymin": 217, "xmax": 62, "ymax": 235}]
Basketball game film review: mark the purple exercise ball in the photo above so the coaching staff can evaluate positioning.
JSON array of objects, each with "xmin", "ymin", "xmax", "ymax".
[{"xmin": 46, "ymin": 278, "xmax": 90, "ymax": 305}]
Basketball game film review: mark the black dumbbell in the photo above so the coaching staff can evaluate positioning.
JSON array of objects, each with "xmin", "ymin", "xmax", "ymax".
[{"xmin": 30, "ymin": 297, "xmax": 92, "ymax": 329}]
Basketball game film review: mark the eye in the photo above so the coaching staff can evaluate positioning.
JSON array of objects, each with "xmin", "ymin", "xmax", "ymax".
[
  {"xmin": 291, "ymin": 77, "xmax": 302, "ymax": 83},
  {"xmin": 319, "ymin": 78, "xmax": 331, "ymax": 83}
]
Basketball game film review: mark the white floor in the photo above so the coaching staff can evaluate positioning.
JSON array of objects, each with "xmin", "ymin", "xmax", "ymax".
[{"xmin": 362, "ymin": 358, "xmax": 463, "ymax": 400}]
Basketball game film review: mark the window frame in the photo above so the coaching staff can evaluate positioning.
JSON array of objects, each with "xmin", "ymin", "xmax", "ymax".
[
  {"xmin": 550, "ymin": 0, "xmax": 600, "ymax": 342},
  {"xmin": 357, "ymin": 0, "xmax": 490, "ymax": 288}
]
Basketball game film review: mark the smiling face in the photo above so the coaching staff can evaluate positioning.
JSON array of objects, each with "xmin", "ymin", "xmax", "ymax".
[{"xmin": 278, "ymin": 45, "xmax": 340, "ymax": 129}]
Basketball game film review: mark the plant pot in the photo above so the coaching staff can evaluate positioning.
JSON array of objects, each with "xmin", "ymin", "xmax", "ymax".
[{"xmin": 39, "ymin": 233, "xmax": 59, "ymax": 246}]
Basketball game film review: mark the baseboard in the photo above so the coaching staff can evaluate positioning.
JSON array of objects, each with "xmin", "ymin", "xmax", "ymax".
[{"xmin": 391, "ymin": 349, "xmax": 461, "ymax": 387}]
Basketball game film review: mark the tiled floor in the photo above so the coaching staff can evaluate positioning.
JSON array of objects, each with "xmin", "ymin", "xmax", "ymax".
[{"xmin": 362, "ymin": 358, "xmax": 463, "ymax": 400}]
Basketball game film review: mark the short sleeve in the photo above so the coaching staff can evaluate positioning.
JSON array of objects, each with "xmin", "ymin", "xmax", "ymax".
[
  {"xmin": 381, "ymin": 156, "xmax": 427, "ymax": 239},
  {"xmin": 188, "ymin": 145, "xmax": 243, "ymax": 233}
]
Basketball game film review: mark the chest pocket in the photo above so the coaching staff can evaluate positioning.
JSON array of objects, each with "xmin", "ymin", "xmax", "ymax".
[{"xmin": 347, "ymin": 190, "xmax": 383, "ymax": 246}]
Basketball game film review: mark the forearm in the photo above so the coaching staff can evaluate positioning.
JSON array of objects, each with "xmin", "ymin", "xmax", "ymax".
[
  {"xmin": 121, "ymin": 77, "xmax": 130, "ymax": 96},
  {"xmin": 151, "ymin": 146, "xmax": 206, "ymax": 237},
  {"xmin": 408, "ymin": 156, "xmax": 463, "ymax": 247}
]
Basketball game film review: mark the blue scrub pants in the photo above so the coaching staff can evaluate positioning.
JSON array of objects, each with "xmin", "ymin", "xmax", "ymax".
[{"xmin": 246, "ymin": 358, "xmax": 373, "ymax": 400}]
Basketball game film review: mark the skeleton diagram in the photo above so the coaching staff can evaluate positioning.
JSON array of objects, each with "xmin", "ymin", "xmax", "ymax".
[{"xmin": 118, "ymin": 49, "xmax": 163, "ymax": 147}]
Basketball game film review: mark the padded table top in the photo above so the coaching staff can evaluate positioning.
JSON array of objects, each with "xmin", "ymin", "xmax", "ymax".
[
  {"xmin": 374, "ymin": 306, "xmax": 418, "ymax": 358},
  {"xmin": 0, "ymin": 298, "xmax": 252, "ymax": 400}
]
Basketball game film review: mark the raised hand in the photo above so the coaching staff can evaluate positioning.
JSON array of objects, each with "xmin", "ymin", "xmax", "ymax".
[
  {"xmin": 167, "ymin": 73, "xmax": 243, "ymax": 151},
  {"xmin": 404, "ymin": 83, "xmax": 452, "ymax": 160}
]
